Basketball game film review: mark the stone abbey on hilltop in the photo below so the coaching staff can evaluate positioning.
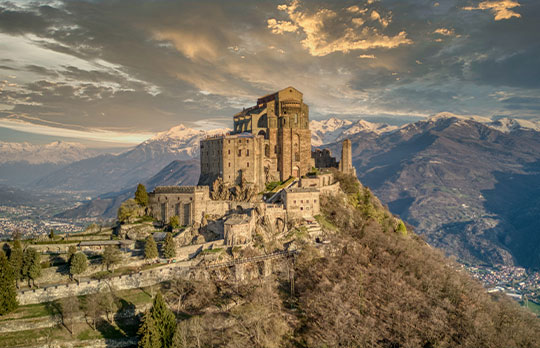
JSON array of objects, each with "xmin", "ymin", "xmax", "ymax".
[{"xmin": 148, "ymin": 87, "xmax": 355, "ymax": 245}]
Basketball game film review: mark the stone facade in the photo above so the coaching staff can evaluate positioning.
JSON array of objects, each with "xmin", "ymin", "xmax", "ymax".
[
  {"xmin": 224, "ymin": 213, "xmax": 255, "ymax": 246},
  {"xmin": 198, "ymin": 133, "xmax": 266, "ymax": 190},
  {"xmin": 281, "ymin": 187, "xmax": 320, "ymax": 218},
  {"xmin": 148, "ymin": 185, "xmax": 229, "ymax": 225},
  {"xmin": 199, "ymin": 86, "xmax": 314, "ymax": 190}
]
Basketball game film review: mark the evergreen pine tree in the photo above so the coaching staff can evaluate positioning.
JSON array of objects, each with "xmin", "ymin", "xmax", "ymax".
[
  {"xmin": 137, "ymin": 309, "xmax": 160, "ymax": 348},
  {"xmin": 163, "ymin": 233, "xmax": 176, "ymax": 259},
  {"xmin": 135, "ymin": 183, "xmax": 149, "ymax": 207},
  {"xmin": 49, "ymin": 229, "xmax": 55, "ymax": 239},
  {"xmin": 0, "ymin": 250, "xmax": 18, "ymax": 315},
  {"xmin": 9, "ymin": 239, "xmax": 23, "ymax": 288},
  {"xmin": 69, "ymin": 252, "xmax": 88, "ymax": 282},
  {"xmin": 144, "ymin": 235, "xmax": 158, "ymax": 260},
  {"xmin": 150, "ymin": 292, "xmax": 176, "ymax": 348},
  {"xmin": 22, "ymin": 248, "xmax": 41, "ymax": 288}
]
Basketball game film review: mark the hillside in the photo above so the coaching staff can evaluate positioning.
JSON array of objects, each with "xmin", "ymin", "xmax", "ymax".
[
  {"xmin": 2, "ymin": 174, "xmax": 539, "ymax": 348},
  {"xmin": 150, "ymin": 178, "xmax": 540, "ymax": 347},
  {"xmin": 55, "ymin": 159, "xmax": 200, "ymax": 219},
  {"xmin": 33, "ymin": 126, "xmax": 227, "ymax": 195},
  {"xmin": 322, "ymin": 115, "xmax": 540, "ymax": 268}
]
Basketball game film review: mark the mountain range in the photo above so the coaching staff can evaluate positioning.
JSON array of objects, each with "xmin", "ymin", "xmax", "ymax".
[
  {"xmin": 323, "ymin": 115, "xmax": 540, "ymax": 268},
  {"xmin": 2, "ymin": 115, "xmax": 540, "ymax": 268}
]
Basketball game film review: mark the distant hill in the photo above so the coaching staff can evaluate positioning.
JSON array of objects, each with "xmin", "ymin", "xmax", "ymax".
[
  {"xmin": 0, "ymin": 141, "xmax": 96, "ymax": 187},
  {"xmin": 56, "ymin": 159, "xmax": 200, "ymax": 219},
  {"xmin": 321, "ymin": 114, "xmax": 540, "ymax": 268},
  {"xmin": 33, "ymin": 125, "xmax": 227, "ymax": 195}
]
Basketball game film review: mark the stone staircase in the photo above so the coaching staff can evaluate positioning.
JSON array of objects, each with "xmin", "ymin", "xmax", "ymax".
[{"xmin": 304, "ymin": 217, "xmax": 322, "ymax": 239}]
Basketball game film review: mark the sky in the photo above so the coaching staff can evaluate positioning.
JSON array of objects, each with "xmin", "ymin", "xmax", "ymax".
[{"xmin": 0, "ymin": 0, "xmax": 539, "ymax": 147}]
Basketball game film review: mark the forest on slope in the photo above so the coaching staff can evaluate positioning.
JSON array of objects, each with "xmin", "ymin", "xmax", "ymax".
[{"xmin": 152, "ymin": 174, "xmax": 540, "ymax": 348}]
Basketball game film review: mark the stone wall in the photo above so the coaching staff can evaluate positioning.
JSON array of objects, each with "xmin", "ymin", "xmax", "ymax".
[{"xmin": 17, "ymin": 240, "xmax": 224, "ymax": 305}]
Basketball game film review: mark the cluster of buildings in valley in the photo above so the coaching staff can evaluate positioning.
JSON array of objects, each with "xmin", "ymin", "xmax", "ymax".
[
  {"xmin": 0, "ymin": 205, "xmax": 84, "ymax": 239},
  {"xmin": 464, "ymin": 264, "xmax": 540, "ymax": 303}
]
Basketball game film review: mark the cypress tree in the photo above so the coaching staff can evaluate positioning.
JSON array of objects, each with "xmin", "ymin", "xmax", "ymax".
[
  {"xmin": 163, "ymin": 233, "xmax": 176, "ymax": 259},
  {"xmin": 9, "ymin": 239, "xmax": 23, "ymax": 288},
  {"xmin": 0, "ymin": 250, "xmax": 18, "ymax": 315},
  {"xmin": 138, "ymin": 309, "xmax": 160, "ymax": 348},
  {"xmin": 144, "ymin": 235, "xmax": 158, "ymax": 260},
  {"xmin": 150, "ymin": 292, "xmax": 176, "ymax": 348},
  {"xmin": 135, "ymin": 183, "xmax": 149, "ymax": 207},
  {"xmin": 69, "ymin": 252, "xmax": 88, "ymax": 282},
  {"xmin": 22, "ymin": 248, "xmax": 41, "ymax": 288}
]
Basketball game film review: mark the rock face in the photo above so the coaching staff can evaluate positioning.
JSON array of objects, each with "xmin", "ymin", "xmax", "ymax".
[
  {"xmin": 117, "ymin": 222, "xmax": 156, "ymax": 240},
  {"xmin": 324, "ymin": 115, "xmax": 540, "ymax": 268}
]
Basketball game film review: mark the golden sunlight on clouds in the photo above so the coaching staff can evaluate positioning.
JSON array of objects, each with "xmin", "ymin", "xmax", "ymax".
[
  {"xmin": 268, "ymin": 0, "xmax": 411, "ymax": 57},
  {"xmin": 153, "ymin": 30, "xmax": 218, "ymax": 60},
  {"xmin": 267, "ymin": 19, "xmax": 298, "ymax": 34},
  {"xmin": 433, "ymin": 28, "xmax": 455, "ymax": 36},
  {"xmin": 358, "ymin": 54, "xmax": 376, "ymax": 59},
  {"xmin": 463, "ymin": 0, "xmax": 521, "ymax": 21},
  {"xmin": 370, "ymin": 10, "xmax": 390, "ymax": 28},
  {"xmin": 0, "ymin": 117, "xmax": 153, "ymax": 144}
]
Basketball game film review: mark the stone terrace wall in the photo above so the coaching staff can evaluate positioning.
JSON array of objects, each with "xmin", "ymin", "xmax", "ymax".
[
  {"xmin": 18, "ymin": 261, "xmax": 190, "ymax": 305},
  {"xmin": 18, "ymin": 239, "xmax": 224, "ymax": 305}
]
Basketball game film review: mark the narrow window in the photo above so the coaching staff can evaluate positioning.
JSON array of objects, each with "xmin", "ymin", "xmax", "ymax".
[
  {"xmin": 228, "ymin": 162, "xmax": 231, "ymax": 168},
  {"xmin": 247, "ymin": 162, "xmax": 250, "ymax": 168},
  {"xmin": 238, "ymin": 150, "xmax": 241, "ymax": 156},
  {"xmin": 246, "ymin": 149, "xmax": 250, "ymax": 156}
]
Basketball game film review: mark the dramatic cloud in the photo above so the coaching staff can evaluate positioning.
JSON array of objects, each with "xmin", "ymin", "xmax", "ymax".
[
  {"xmin": 267, "ymin": 0, "xmax": 411, "ymax": 56},
  {"xmin": 0, "ymin": 0, "xmax": 538, "ymax": 146},
  {"xmin": 463, "ymin": 1, "xmax": 521, "ymax": 21}
]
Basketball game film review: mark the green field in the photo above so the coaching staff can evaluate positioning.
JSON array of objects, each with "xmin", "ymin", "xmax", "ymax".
[{"xmin": 521, "ymin": 300, "xmax": 540, "ymax": 317}]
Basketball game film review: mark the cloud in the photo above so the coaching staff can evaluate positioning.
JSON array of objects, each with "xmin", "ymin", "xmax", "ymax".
[
  {"xmin": 433, "ymin": 28, "xmax": 455, "ymax": 36},
  {"xmin": 359, "ymin": 54, "xmax": 376, "ymax": 59},
  {"xmin": 267, "ymin": 18, "xmax": 298, "ymax": 34},
  {"xmin": 268, "ymin": 0, "xmax": 412, "ymax": 57},
  {"xmin": 463, "ymin": 1, "xmax": 521, "ymax": 21},
  {"xmin": 0, "ymin": 117, "xmax": 154, "ymax": 144},
  {"xmin": 370, "ymin": 10, "xmax": 390, "ymax": 28}
]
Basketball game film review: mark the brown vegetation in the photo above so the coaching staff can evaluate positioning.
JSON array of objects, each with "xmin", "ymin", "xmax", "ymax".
[{"xmin": 160, "ymin": 174, "xmax": 540, "ymax": 348}]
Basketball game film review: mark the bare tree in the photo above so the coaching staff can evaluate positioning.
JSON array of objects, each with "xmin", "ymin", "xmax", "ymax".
[
  {"xmin": 83, "ymin": 293, "xmax": 103, "ymax": 330},
  {"xmin": 59, "ymin": 296, "xmax": 80, "ymax": 335}
]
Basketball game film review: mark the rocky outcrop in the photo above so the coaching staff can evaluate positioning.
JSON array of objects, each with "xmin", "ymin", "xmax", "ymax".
[{"xmin": 116, "ymin": 222, "xmax": 156, "ymax": 240}]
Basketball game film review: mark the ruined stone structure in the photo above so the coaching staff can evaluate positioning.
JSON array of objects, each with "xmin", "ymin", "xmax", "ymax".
[
  {"xmin": 312, "ymin": 148, "xmax": 338, "ymax": 169},
  {"xmin": 339, "ymin": 139, "xmax": 356, "ymax": 177},
  {"xmin": 199, "ymin": 86, "xmax": 314, "ymax": 190}
]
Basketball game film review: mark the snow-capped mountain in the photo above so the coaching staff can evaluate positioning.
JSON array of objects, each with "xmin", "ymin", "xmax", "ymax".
[
  {"xmin": 488, "ymin": 117, "xmax": 540, "ymax": 133},
  {"xmin": 0, "ymin": 141, "xmax": 95, "ymax": 164},
  {"xmin": 33, "ymin": 124, "xmax": 230, "ymax": 195},
  {"xmin": 424, "ymin": 112, "xmax": 540, "ymax": 133},
  {"xmin": 310, "ymin": 117, "xmax": 397, "ymax": 146},
  {"xmin": 134, "ymin": 124, "xmax": 230, "ymax": 161}
]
